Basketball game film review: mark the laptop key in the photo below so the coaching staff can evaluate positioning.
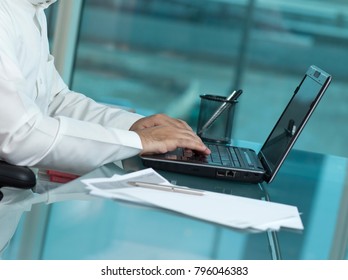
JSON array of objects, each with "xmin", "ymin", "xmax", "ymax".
[{"xmin": 229, "ymin": 147, "xmax": 241, "ymax": 167}]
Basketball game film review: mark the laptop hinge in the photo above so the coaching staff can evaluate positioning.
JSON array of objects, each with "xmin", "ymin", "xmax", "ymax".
[{"xmin": 258, "ymin": 152, "xmax": 273, "ymax": 181}]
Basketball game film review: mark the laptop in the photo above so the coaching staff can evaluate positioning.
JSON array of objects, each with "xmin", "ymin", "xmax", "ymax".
[{"xmin": 141, "ymin": 65, "xmax": 332, "ymax": 184}]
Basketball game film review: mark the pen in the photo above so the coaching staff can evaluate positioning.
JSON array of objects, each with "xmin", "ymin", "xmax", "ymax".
[
  {"xmin": 198, "ymin": 89, "xmax": 243, "ymax": 136},
  {"xmin": 127, "ymin": 181, "xmax": 205, "ymax": 196}
]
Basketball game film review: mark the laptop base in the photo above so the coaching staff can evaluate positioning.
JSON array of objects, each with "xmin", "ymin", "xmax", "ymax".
[{"xmin": 142, "ymin": 145, "xmax": 265, "ymax": 184}]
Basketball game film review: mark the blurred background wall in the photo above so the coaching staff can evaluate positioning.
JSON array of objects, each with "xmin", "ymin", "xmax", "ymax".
[{"xmin": 48, "ymin": 0, "xmax": 348, "ymax": 157}]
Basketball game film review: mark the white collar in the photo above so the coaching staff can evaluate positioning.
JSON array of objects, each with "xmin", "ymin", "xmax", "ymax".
[{"xmin": 28, "ymin": 0, "xmax": 57, "ymax": 8}]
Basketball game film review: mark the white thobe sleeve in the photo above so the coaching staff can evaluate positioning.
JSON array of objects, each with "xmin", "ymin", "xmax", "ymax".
[{"xmin": 0, "ymin": 32, "xmax": 144, "ymax": 175}]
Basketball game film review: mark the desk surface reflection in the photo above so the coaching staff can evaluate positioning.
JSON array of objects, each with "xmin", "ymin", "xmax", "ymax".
[{"xmin": 1, "ymin": 148, "xmax": 347, "ymax": 260}]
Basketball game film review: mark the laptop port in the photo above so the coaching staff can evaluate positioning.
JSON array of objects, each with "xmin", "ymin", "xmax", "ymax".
[
  {"xmin": 226, "ymin": 171, "xmax": 236, "ymax": 178},
  {"xmin": 216, "ymin": 170, "xmax": 236, "ymax": 178},
  {"xmin": 216, "ymin": 170, "xmax": 226, "ymax": 177}
]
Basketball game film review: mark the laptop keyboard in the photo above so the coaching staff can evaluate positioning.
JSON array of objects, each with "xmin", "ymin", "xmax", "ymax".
[
  {"xmin": 180, "ymin": 144, "xmax": 241, "ymax": 167},
  {"xmin": 207, "ymin": 144, "xmax": 241, "ymax": 167}
]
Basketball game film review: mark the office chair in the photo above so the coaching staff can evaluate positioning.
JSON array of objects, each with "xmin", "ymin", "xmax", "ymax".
[{"xmin": 0, "ymin": 161, "xmax": 36, "ymax": 201}]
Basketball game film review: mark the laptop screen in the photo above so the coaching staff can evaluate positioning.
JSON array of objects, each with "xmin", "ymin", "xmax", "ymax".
[{"xmin": 258, "ymin": 66, "xmax": 331, "ymax": 183}]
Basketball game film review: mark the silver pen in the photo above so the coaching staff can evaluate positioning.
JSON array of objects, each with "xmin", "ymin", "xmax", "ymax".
[
  {"xmin": 127, "ymin": 181, "xmax": 205, "ymax": 196},
  {"xmin": 198, "ymin": 89, "xmax": 243, "ymax": 136}
]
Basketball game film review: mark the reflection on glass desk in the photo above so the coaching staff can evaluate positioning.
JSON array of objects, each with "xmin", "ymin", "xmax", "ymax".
[{"xmin": 1, "ymin": 148, "xmax": 347, "ymax": 260}]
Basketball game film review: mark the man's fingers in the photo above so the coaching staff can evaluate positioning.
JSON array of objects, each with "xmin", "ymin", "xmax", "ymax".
[{"xmin": 135, "ymin": 126, "xmax": 210, "ymax": 155}]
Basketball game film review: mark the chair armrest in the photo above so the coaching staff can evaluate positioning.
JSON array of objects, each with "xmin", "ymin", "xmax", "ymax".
[{"xmin": 0, "ymin": 161, "xmax": 36, "ymax": 189}]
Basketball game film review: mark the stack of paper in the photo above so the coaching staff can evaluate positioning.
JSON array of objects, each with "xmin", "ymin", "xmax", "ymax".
[{"xmin": 82, "ymin": 168, "xmax": 303, "ymax": 232}]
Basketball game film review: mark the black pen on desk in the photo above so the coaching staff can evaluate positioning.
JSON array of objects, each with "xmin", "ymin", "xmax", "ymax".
[
  {"xmin": 127, "ymin": 181, "xmax": 205, "ymax": 196},
  {"xmin": 198, "ymin": 89, "xmax": 243, "ymax": 136}
]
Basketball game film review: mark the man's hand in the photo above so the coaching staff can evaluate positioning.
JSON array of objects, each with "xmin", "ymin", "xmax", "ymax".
[
  {"xmin": 129, "ymin": 114, "xmax": 210, "ymax": 155},
  {"xmin": 130, "ymin": 114, "xmax": 192, "ymax": 131}
]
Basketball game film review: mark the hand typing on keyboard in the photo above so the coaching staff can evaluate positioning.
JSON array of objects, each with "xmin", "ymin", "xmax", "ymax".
[
  {"xmin": 131, "ymin": 114, "xmax": 211, "ymax": 156},
  {"xmin": 182, "ymin": 148, "xmax": 209, "ymax": 163}
]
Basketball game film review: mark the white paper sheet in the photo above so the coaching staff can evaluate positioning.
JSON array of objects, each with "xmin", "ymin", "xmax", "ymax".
[{"xmin": 82, "ymin": 168, "xmax": 303, "ymax": 232}]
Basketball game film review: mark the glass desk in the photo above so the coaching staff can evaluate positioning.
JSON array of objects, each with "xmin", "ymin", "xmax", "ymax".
[{"xmin": 1, "ymin": 148, "xmax": 347, "ymax": 260}]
